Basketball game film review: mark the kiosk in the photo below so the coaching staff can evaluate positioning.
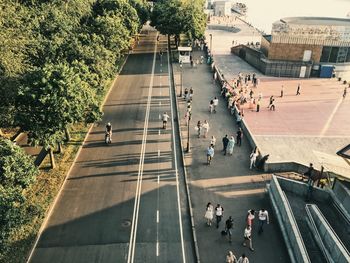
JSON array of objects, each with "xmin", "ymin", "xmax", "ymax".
[{"xmin": 178, "ymin": 46, "xmax": 192, "ymax": 63}]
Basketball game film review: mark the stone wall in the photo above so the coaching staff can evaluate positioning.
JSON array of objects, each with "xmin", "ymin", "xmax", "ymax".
[{"xmin": 268, "ymin": 43, "xmax": 323, "ymax": 62}]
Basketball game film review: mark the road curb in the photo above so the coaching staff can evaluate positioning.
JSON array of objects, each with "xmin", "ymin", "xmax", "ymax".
[
  {"xmin": 25, "ymin": 53, "xmax": 130, "ymax": 263},
  {"xmin": 167, "ymin": 37, "xmax": 201, "ymax": 263}
]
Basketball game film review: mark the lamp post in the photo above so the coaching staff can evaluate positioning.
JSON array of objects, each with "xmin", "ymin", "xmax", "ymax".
[
  {"xmin": 209, "ymin": 34, "xmax": 213, "ymax": 53},
  {"xmin": 186, "ymin": 111, "xmax": 191, "ymax": 152},
  {"xmin": 179, "ymin": 61, "xmax": 183, "ymax": 97}
]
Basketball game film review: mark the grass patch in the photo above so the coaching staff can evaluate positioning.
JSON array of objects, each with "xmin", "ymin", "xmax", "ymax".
[{"xmin": 0, "ymin": 54, "xmax": 128, "ymax": 263}]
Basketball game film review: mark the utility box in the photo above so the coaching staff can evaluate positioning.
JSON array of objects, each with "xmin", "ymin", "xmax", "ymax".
[
  {"xmin": 178, "ymin": 46, "xmax": 192, "ymax": 63},
  {"xmin": 319, "ymin": 65, "xmax": 334, "ymax": 78}
]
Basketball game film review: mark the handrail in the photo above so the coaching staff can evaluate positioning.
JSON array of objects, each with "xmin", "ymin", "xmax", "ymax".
[{"xmin": 305, "ymin": 204, "xmax": 332, "ymax": 263}]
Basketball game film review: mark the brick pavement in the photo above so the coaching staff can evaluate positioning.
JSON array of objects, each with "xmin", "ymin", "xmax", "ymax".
[{"xmin": 174, "ymin": 51, "xmax": 290, "ymax": 263}]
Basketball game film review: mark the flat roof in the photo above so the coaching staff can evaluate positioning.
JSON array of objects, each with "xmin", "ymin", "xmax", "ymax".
[
  {"xmin": 275, "ymin": 17, "xmax": 350, "ymax": 27},
  {"xmin": 178, "ymin": 47, "xmax": 192, "ymax": 51}
]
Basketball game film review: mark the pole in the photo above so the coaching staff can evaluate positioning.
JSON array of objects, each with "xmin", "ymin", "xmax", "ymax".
[
  {"xmin": 186, "ymin": 112, "xmax": 191, "ymax": 152},
  {"xmin": 209, "ymin": 34, "xmax": 212, "ymax": 53},
  {"xmin": 179, "ymin": 62, "xmax": 183, "ymax": 97}
]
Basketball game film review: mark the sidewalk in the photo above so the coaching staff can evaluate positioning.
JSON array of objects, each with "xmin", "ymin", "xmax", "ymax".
[{"xmin": 174, "ymin": 51, "xmax": 290, "ymax": 262}]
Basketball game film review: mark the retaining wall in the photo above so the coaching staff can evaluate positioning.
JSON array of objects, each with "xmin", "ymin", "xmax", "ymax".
[{"xmin": 333, "ymin": 179, "xmax": 350, "ymax": 215}]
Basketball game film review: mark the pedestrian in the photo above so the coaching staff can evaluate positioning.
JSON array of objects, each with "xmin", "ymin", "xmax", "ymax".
[
  {"xmin": 343, "ymin": 86, "xmax": 347, "ymax": 98},
  {"xmin": 226, "ymin": 251, "xmax": 237, "ymax": 263},
  {"xmin": 209, "ymin": 99, "xmax": 214, "ymax": 113},
  {"xmin": 246, "ymin": 209, "xmax": 255, "ymax": 227},
  {"xmin": 280, "ymin": 85, "xmax": 284, "ymax": 98},
  {"xmin": 206, "ymin": 144, "xmax": 214, "ymax": 165},
  {"xmin": 227, "ymin": 136, "xmax": 235, "ymax": 155},
  {"xmin": 256, "ymin": 100, "xmax": 260, "ymax": 112},
  {"xmin": 189, "ymin": 87, "xmax": 194, "ymax": 101},
  {"xmin": 202, "ymin": 120, "xmax": 210, "ymax": 138},
  {"xmin": 249, "ymin": 89, "xmax": 254, "ymax": 99},
  {"xmin": 213, "ymin": 97, "xmax": 219, "ymax": 113},
  {"xmin": 249, "ymin": 148, "xmax": 258, "ymax": 169},
  {"xmin": 269, "ymin": 98, "xmax": 275, "ymax": 111},
  {"xmin": 222, "ymin": 135, "xmax": 229, "ymax": 155},
  {"xmin": 210, "ymin": 135, "xmax": 216, "ymax": 146},
  {"xmin": 225, "ymin": 216, "xmax": 234, "ymax": 243},
  {"xmin": 215, "ymin": 204, "xmax": 224, "ymax": 228},
  {"xmin": 242, "ymin": 225, "xmax": 254, "ymax": 251},
  {"xmin": 303, "ymin": 163, "xmax": 314, "ymax": 183},
  {"xmin": 268, "ymin": 96, "xmax": 274, "ymax": 108},
  {"xmin": 204, "ymin": 202, "xmax": 214, "ymax": 226},
  {"xmin": 184, "ymin": 88, "xmax": 188, "ymax": 100},
  {"xmin": 296, "ymin": 83, "xmax": 301, "ymax": 95},
  {"xmin": 236, "ymin": 112, "xmax": 242, "ymax": 127},
  {"xmin": 237, "ymin": 253, "xmax": 249, "ymax": 263},
  {"xmin": 162, "ymin": 112, "xmax": 170, "ymax": 129},
  {"xmin": 196, "ymin": 120, "xmax": 202, "ymax": 138},
  {"xmin": 236, "ymin": 128, "xmax": 243, "ymax": 147},
  {"xmin": 258, "ymin": 209, "xmax": 269, "ymax": 234}
]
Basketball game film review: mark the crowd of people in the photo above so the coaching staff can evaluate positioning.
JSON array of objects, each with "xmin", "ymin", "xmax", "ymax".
[{"xmin": 204, "ymin": 202, "xmax": 270, "ymax": 262}]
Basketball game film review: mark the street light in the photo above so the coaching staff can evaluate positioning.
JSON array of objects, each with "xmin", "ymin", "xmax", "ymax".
[
  {"xmin": 186, "ymin": 111, "xmax": 191, "ymax": 152},
  {"xmin": 179, "ymin": 61, "xmax": 183, "ymax": 97}
]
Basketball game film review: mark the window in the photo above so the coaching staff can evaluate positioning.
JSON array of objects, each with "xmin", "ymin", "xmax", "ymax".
[
  {"xmin": 329, "ymin": 47, "xmax": 339, "ymax": 63},
  {"xmin": 320, "ymin": 47, "xmax": 331, "ymax": 62},
  {"xmin": 337, "ymin": 47, "xmax": 348, "ymax": 63}
]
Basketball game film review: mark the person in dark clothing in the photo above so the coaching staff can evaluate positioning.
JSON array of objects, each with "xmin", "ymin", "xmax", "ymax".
[
  {"xmin": 236, "ymin": 128, "xmax": 243, "ymax": 147},
  {"xmin": 303, "ymin": 163, "xmax": 314, "ymax": 182},
  {"xmin": 225, "ymin": 216, "xmax": 234, "ymax": 242},
  {"xmin": 222, "ymin": 135, "xmax": 229, "ymax": 155}
]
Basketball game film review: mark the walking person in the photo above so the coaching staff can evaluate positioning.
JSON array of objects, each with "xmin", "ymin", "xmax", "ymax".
[
  {"xmin": 236, "ymin": 128, "xmax": 243, "ymax": 147},
  {"xmin": 226, "ymin": 251, "xmax": 237, "ymax": 263},
  {"xmin": 267, "ymin": 96, "xmax": 274, "ymax": 108},
  {"xmin": 213, "ymin": 97, "xmax": 219, "ymax": 113},
  {"xmin": 280, "ymin": 85, "xmax": 284, "ymax": 98},
  {"xmin": 215, "ymin": 204, "xmax": 224, "ymax": 228},
  {"xmin": 296, "ymin": 83, "xmax": 301, "ymax": 95},
  {"xmin": 256, "ymin": 99, "xmax": 260, "ymax": 112},
  {"xmin": 196, "ymin": 120, "xmax": 202, "ymax": 138},
  {"xmin": 209, "ymin": 99, "xmax": 214, "ymax": 113},
  {"xmin": 269, "ymin": 98, "xmax": 275, "ymax": 111},
  {"xmin": 225, "ymin": 216, "xmax": 234, "ymax": 243},
  {"xmin": 202, "ymin": 120, "xmax": 210, "ymax": 138},
  {"xmin": 227, "ymin": 136, "xmax": 235, "ymax": 155},
  {"xmin": 210, "ymin": 135, "xmax": 216, "ymax": 146},
  {"xmin": 204, "ymin": 202, "xmax": 214, "ymax": 226},
  {"xmin": 222, "ymin": 135, "xmax": 229, "ymax": 155},
  {"xmin": 249, "ymin": 148, "xmax": 258, "ymax": 169},
  {"xmin": 206, "ymin": 144, "xmax": 214, "ymax": 165},
  {"xmin": 162, "ymin": 112, "xmax": 170, "ymax": 129},
  {"xmin": 242, "ymin": 225, "xmax": 254, "ymax": 251},
  {"xmin": 343, "ymin": 86, "xmax": 347, "ymax": 98},
  {"xmin": 236, "ymin": 112, "xmax": 242, "ymax": 127},
  {"xmin": 258, "ymin": 209, "xmax": 269, "ymax": 234},
  {"xmin": 189, "ymin": 87, "xmax": 194, "ymax": 101},
  {"xmin": 246, "ymin": 209, "xmax": 255, "ymax": 227},
  {"xmin": 237, "ymin": 253, "xmax": 249, "ymax": 263}
]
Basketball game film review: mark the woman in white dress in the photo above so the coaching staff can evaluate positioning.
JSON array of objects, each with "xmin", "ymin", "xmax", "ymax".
[
  {"xmin": 202, "ymin": 120, "xmax": 210, "ymax": 138},
  {"xmin": 204, "ymin": 202, "xmax": 214, "ymax": 226},
  {"xmin": 227, "ymin": 136, "xmax": 235, "ymax": 155}
]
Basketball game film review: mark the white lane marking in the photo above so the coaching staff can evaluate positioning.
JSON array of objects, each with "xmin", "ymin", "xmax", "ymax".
[
  {"xmin": 159, "ymin": 101, "xmax": 161, "ymax": 106},
  {"xmin": 320, "ymin": 97, "xmax": 343, "ymax": 137},
  {"xmin": 159, "ymin": 114, "xmax": 161, "ymax": 120},
  {"xmin": 158, "ymin": 130, "xmax": 161, "ymax": 135},
  {"xmin": 166, "ymin": 45, "xmax": 186, "ymax": 262},
  {"xmin": 156, "ymin": 242, "xmax": 159, "ymax": 257},
  {"xmin": 158, "ymin": 175, "xmax": 160, "ymax": 184},
  {"xmin": 127, "ymin": 32, "xmax": 157, "ymax": 263},
  {"xmin": 158, "ymin": 150, "xmax": 160, "ymax": 157},
  {"xmin": 157, "ymin": 210, "xmax": 159, "ymax": 223}
]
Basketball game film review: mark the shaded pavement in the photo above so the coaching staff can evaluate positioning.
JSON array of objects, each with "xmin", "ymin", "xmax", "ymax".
[{"xmin": 174, "ymin": 50, "xmax": 290, "ymax": 262}]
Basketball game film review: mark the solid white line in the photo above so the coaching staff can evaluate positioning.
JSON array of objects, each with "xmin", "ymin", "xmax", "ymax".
[
  {"xmin": 158, "ymin": 150, "xmax": 160, "ymax": 157},
  {"xmin": 156, "ymin": 242, "xmax": 159, "ymax": 257},
  {"xmin": 127, "ymin": 32, "xmax": 157, "ymax": 263},
  {"xmin": 167, "ymin": 45, "xmax": 186, "ymax": 263},
  {"xmin": 320, "ymin": 97, "xmax": 343, "ymax": 137},
  {"xmin": 157, "ymin": 210, "xmax": 159, "ymax": 223}
]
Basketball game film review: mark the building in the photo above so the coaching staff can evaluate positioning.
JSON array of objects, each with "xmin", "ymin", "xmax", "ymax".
[
  {"xmin": 233, "ymin": 17, "xmax": 350, "ymax": 78},
  {"xmin": 213, "ymin": 0, "xmax": 232, "ymax": 16}
]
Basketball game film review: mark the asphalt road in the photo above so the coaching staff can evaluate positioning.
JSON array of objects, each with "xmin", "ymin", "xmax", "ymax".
[{"xmin": 28, "ymin": 26, "xmax": 194, "ymax": 263}]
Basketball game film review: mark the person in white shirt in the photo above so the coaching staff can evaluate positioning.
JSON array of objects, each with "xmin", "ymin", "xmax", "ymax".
[
  {"xmin": 202, "ymin": 120, "xmax": 210, "ymax": 138},
  {"xmin": 242, "ymin": 225, "xmax": 254, "ymax": 251},
  {"xmin": 213, "ymin": 97, "xmax": 219, "ymax": 113},
  {"xmin": 237, "ymin": 253, "xmax": 249, "ymax": 263},
  {"xmin": 162, "ymin": 112, "xmax": 170, "ymax": 129},
  {"xmin": 204, "ymin": 202, "xmax": 214, "ymax": 226},
  {"xmin": 215, "ymin": 204, "xmax": 224, "ymax": 228},
  {"xmin": 258, "ymin": 209, "xmax": 269, "ymax": 234},
  {"xmin": 246, "ymin": 209, "xmax": 255, "ymax": 227}
]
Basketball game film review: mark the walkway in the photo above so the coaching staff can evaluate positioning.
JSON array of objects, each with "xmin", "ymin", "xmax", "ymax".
[{"xmin": 174, "ymin": 50, "xmax": 290, "ymax": 262}]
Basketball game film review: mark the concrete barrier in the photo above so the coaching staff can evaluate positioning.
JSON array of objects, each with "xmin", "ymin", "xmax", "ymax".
[
  {"xmin": 268, "ymin": 175, "xmax": 311, "ymax": 263},
  {"xmin": 306, "ymin": 204, "xmax": 350, "ymax": 263}
]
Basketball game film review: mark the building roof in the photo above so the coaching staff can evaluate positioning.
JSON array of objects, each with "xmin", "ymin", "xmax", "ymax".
[{"xmin": 275, "ymin": 17, "xmax": 350, "ymax": 27}]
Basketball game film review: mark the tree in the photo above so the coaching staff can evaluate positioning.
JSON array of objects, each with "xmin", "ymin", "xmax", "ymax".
[
  {"xmin": 17, "ymin": 62, "xmax": 101, "ymax": 167},
  {"xmin": 0, "ymin": 138, "xmax": 38, "ymax": 254}
]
